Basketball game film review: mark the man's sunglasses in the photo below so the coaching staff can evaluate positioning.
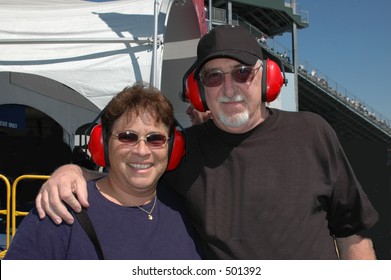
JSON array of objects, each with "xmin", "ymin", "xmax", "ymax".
[
  {"xmin": 112, "ymin": 131, "xmax": 169, "ymax": 148},
  {"xmin": 200, "ymin": 65, "xmax": 262, "ymax": 87}
]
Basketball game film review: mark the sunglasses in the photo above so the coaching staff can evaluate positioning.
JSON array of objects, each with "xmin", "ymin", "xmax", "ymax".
[
  {"xmin": 200, "ymin": 65, "xmax": 262, "ymax": 87},
  {"xmin": 112, "ymin": 131, "xmax": 169, "ymax": 148}
]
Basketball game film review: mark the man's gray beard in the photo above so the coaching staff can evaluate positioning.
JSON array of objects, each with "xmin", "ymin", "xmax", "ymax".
[{"xmin": 218, "ymin": 111, "xmax": 249, "ymax": 128}]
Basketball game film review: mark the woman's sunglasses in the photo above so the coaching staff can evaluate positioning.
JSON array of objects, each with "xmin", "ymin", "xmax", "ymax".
[
  {"xmin": 200, "ymin": 65, "xmax": 262, "ymax": 87},
  {"xmin": 112, "ymin": 131, "xmax": 169, "ymax": 148}
]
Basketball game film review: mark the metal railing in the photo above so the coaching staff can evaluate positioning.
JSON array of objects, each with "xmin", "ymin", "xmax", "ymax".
[
  {"xmin": 0, "ymin": 174, "xmax": 11, "ymax": 258},
  {"xmin": 284, "ymin": 1, "xmax": 310, "ymax": 24},
  {"xmin": 0, "ymin": 174, "xmax": 50, "ymax": 259},
  {"xmin": 11, "ymin": 175, "xmax": 50, "ymax": 239},
  {"xmin": 296, "ymin": 61, "xmax": 391, "ymax": 134}
]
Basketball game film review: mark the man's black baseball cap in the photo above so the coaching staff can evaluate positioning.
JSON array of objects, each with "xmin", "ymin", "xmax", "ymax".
[{"xmin": 192, "ymin": 25, "xmax": 264, "ymax": 77}]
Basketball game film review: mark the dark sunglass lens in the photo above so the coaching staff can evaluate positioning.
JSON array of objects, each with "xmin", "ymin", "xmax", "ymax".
[
  {"xmin": 146, "ymin": 134, "xmax": 167, "ymax": 147},
  {"xmin": 117, "ymin": 131, "xmax": 138, "ymax": 143},
  {"xmin": 232, "ymin": 67, "xmax": 253, "ymax": 83},
  {"xmin": 203, "ymin": 71, "xmax": 223, "ymax": 87}
]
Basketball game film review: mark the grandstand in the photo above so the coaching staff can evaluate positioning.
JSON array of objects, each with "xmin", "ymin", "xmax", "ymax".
[{"xmin": 208, "ymin": 1, "xmax": 391, "ymax": 142}]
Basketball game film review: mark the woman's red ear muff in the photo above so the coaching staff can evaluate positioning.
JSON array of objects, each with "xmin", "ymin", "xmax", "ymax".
[
  {"xmin": 88, "ymin": 121, "xmax": 186, "ymax": 171},
  {"xmin": 262, "ymin": 58, "xmax": 286, "ymax": 102},
  {"xmin": 167, "ymin": 128, "xmax": 186, "ymax": 171},
  {"xmin": 88, "ymin": 123, "xmax": 107, "ymax": 167},
  {"xmin": 182, "ymin": 69, "xmax": 208, "ymax": 112}
]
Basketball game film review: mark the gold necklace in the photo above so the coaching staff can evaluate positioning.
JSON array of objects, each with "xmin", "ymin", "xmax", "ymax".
[{"xmin": 136, "ymin": 195, "xmax": 157, "ymax": 221}]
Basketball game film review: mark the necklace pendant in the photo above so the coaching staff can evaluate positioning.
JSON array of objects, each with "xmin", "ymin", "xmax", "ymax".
[{"xmin": 148, "ymin": 214, "xmax": 153, "ymax": 220}]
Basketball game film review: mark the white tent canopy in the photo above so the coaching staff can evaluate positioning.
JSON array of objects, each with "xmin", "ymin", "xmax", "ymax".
[
  {"xmin": 1, "ymin": 0, "xmax": 169, "ymax": 108},
  {"xmin": 0, "ymin": 0, "xmax": 203, "ymax": 141}
]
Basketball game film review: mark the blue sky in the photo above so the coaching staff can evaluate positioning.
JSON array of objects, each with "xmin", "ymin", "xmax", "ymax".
[{"xmin": 277, "ymin": 0, "xmax": 391, "ymax": 121}]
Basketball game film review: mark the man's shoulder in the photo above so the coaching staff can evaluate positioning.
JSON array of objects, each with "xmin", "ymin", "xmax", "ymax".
[
  {"xmin": 269, "ymin": 109, "xmax": 335, "ymax": 139},
  {"xmin": 274, "ymin": 109, "xmax": 328, "ymax": 125}
]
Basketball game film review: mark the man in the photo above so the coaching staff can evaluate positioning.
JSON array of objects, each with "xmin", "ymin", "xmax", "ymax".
[
  {"xmin": 36, "ymin": 25, "xmax": 378, "ymax": 259},
  {"xmin": 185, "ymin": 104, "xmax": 212, "ymax": 125}
]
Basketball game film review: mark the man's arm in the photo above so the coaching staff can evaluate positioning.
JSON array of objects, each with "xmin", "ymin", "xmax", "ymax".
[
  {"xmin": 335, "ymin": 234, "xmax": 377, "ymax": 260},
  {"xmin": 35, "ymin": 164, "xmax": 105, "ymax": 225}
]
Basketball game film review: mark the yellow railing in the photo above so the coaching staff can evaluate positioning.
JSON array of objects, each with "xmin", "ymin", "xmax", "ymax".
[
  {"xmin": 0, "ymin": 174, "xmax": 11, "ymax": 258},
  {"xmin": 11, "ymin": 175, "xmax": 50, "ymax": 239}
]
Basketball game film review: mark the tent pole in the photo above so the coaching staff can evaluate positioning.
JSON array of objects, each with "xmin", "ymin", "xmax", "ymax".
[{"xmin": 152, "ymin": 0, "xmax": 159, "ymax": 88}]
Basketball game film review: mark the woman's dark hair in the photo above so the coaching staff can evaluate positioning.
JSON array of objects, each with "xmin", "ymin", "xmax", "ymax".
[{"xmin": 101, "ymin": 81, "xmax": 174, "ymax": 145}]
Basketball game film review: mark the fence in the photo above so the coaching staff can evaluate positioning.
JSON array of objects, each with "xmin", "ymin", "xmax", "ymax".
[{"xmin": 0, "ymin": 174, "xmax": 49, "ymax": 259}]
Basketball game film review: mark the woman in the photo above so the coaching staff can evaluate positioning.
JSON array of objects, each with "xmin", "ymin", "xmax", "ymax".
[{"xmin": 5, "ymin": 82, "xmax": 202, "ymax": 260}]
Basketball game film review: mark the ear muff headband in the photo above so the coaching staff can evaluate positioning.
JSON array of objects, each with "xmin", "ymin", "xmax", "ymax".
[{"xmin": 87, "ymin": 122, "xmax": 186, "ymax": 171}]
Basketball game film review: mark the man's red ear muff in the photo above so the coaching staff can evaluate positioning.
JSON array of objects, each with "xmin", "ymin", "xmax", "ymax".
[
  {"xmin": 167, "ymin": 128, "xmax": 186, "ymax": 171},
  {"xmin": 88, "ymin": 123, "xmax": 107, "ymax": 167},
  {"xmin": 182, "ymin": 68, "xmax": 208, "ymax": 112},
  {"xmin": 262, "ymin": 58, "xmax": 286, "ymax": 102}
]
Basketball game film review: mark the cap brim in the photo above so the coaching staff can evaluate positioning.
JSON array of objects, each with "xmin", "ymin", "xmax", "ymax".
[{"xmin": 193, "ymin": 50, "xmax": 259, "ymax": 77}]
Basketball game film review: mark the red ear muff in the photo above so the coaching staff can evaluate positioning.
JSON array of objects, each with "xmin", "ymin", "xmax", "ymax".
[
  {"xmin": 167, "ymin": 128, "xmax": 186, "ymax": 171},
  {"xmin": 184, "ymin": 71, "xmax": 207, "ymax": 112},
  {"xmin": 262, "ymin": 58, "xmax": 286, "ymax": 102},
  {"xmin": 88, "ymin": 123, "xmax": 107, "ymax": 167}
]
